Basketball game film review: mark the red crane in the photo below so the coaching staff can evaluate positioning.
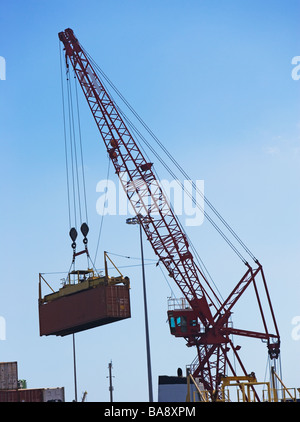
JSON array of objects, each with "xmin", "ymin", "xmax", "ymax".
[{"xmin": 58, "ymin": 28, "xmax": 280, "ymax": 399}]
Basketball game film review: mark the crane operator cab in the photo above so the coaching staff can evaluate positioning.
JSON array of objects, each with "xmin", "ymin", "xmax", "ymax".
[{"xmin": 167, "ymin": 298, "xmax": 200, "ymax": 339}]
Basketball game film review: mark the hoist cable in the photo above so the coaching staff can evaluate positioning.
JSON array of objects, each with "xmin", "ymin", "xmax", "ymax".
[
  {"xmin": 67, "ymin": 70, "xmax": 83, "ymax": 225},
  {"xmin": 60, "ymin": 44, "xmax": 92, "ymax": 277},
  {"xmin": 59, "ymin": 42, "xmax": 72, "ymax": 229},
  {"xmin": 65, "ymin": 47, "xmax": 225, "ymax": 301},
  {"xmin": 62, "ymin": 49, "xmax": 89, "ymax": 233},
  {"xmin": 73, "ymin": 67, "xmax": 89, "ymax": 225},
  {"xmin": 65, "ymin": 68, "xmax": 78, "ymax": 228}
]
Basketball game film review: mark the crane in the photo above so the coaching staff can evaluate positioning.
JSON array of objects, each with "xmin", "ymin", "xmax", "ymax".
[{"xmin": 58, "ymin": 28, "xmax": 280, "ymax": 400}]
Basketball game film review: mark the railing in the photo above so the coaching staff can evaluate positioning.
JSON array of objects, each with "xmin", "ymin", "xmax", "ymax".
[
  {"xmin": 263, "ymin": 387, "xmax": 300, "ymax": 402},
  {"xmin": 168, "ymin": 297, "xmax": 191, "ymax": 311}
]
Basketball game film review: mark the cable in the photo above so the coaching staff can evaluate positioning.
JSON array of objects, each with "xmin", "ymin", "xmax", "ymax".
[
  {"xmin": 105, "ymin": 251, "xmax": 157, "ymax": 262},
  {"xmin": 76, "ymin": 49, "xmax": 251, "ymax": 315},
  {"xmin": 94, "ymin": 158, "xmax": 111, "ymax": 266},
  {"xmin": 62, "ymin": 52, "xmax": 90, "ymax": 231},
  {"xmin": 73, "ymin": 67, "xmax": 89, "ymax": 225},
  {"xmin": 59, "ymin": 42, "xmax": 72, "ymax": 230},
  {"xmin": 118, "ymin": 107, "xmax": 248, "ymax": 264},
  {"xmin": 97, "ymin": 74, "xmax": 247, "ymax": 270},
  {"xmin": 157, "ymin": 262, "xmax": 180, "ymax": 302},
  {"xmin": 84, "ymin": 48, "xmax": 257, "ymax": 264},
  {"xmin": 60, "ymin": 46, "xmax": 93, "ymax": 277},
  {"xmin": 68, "ymin": 69, "xmax": 83, "ymax": 225},
  {"xmin": 93, "ymin": 60, "xmax": 247, "ymax": 263},
  {"xmin": 85, "ymin": 68, "xmax": 227, "ymax": 302},
  {"xmin": 65, "ymin": 65, "xmax": 78, "ymax": 228}
]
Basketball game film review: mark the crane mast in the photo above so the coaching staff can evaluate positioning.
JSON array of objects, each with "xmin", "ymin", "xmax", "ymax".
[{"xmin": 59, "ymin": 28, "xmax": 280, "ymax": 399}]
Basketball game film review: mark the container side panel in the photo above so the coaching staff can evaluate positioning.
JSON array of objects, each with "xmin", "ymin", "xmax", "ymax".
[
  {"xmin": 106, "ymin": 286, "xmax": 131, "ymax": 318},
  {"xmin": 0, "ymin": 362, "xmax": 18, "ymax": 390},
  {"xmin": 0, "ymin": 390, "xmax": 19, "ymax": 402},
  {"xmin": 43, "ymin": 387, "xmax": 65, "ymax": 402},
  {"xmin": 39, "ymin": 285, "xmax": 130, "ymax": 336},
  {"xmin": 19, "ymin": 388, "xmax": 44, "ymax": 402}
]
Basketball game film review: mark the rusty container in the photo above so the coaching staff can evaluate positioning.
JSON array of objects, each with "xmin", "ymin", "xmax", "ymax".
[
  {"xmin": 0, "ymin": 389, "xmax": 20, "ymax": 402},
  {"xmin": 19, "ymin": 388, "xmax": 44, "ymax": 402},
  {"xmin": 0, "ymin": 362, "xmax": 18, "ymax": 390},
  {"xmin": 39, "ymin": 284, "xmax": 131, "ymax": 336},
  {"xmin": 0, "ymin": 389, "xmax": 43, "ymax": 402}
]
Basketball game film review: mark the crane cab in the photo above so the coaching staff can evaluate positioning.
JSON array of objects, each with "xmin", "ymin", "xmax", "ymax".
[
  {"xmin": 168, "ymin": 309, "xmax": 200, "ymax": 337},
  {"xmin": 167, "ymin": 299, "xmax": 200, "ymax": 339}
]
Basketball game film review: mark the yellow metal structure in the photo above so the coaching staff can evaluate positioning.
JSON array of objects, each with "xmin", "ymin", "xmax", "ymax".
[
  {"xmin": 186, "ymin": 369, "xmax": 300, "ymax": 402},
  {"xmin": 39, "ymin": 252, "xmax": 129, "ymax": 304},
  {"xmin": 186, "ymin": 372, "xmax": 209, "ymax": 402},
  {"xmin": 220, "ymin": 374, "xmax": 272, "ymax": 402},
  {"xmin": 269, "ymin": 367, "xmax": 300, "ymax": 402}
]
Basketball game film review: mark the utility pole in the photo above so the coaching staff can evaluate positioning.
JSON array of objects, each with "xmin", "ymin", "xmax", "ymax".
[
  {"xmin": 139, "ymin": 222, "xmax": 154, "ymax": 402},
  {"xmin": 73, "ymin": 333, "xmax": 78, "ymax": 402},
  {"xmin": 108, "ymin": 361, "xmax": 114, "ymax": 402},
  {"xmin": 126, "ymin": 216, "xmax": 154, "ymax": 402}
]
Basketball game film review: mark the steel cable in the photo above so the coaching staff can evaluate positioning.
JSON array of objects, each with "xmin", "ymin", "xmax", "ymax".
[{"xmin": 84, "ymin": 48, "xmax": 257, "ymax": 264}]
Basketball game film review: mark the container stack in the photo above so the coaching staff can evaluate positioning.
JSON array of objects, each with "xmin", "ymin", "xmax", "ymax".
[
  {"xmin": 0, "ymin": 361, "xmax": 18, "ymax": 391},
  {"xmin": 0, "ymin": 362, "xmax": 64, "ymax": 402}
]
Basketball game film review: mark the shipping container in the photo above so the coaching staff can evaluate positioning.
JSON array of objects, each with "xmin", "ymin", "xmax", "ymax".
[
  {"xmin": 43, "ymin": 387, "xmax": 65, "ymax": 402},
  {"xmin": 19, "ymin": 388, "xmax": 44, "ymax": 402},
  {"xmin": 0, "ymin": 362, "xmax": 18, "ymax": 390},
  {"xmin": 0, "ymin": 389, "xmax": 19, "ymax": 402},
  {"xmin": 39, "ymin": 272, "xmax": 131, "ymax": 336},
  {"xmin": 0, "ymin": 387, "xmax": 65, "ymax": 402}
]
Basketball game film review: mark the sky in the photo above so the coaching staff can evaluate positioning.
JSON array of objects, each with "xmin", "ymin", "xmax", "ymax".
[{"xmin": 0, "ymin": 0, "xmax": 299, "ymax": 403}]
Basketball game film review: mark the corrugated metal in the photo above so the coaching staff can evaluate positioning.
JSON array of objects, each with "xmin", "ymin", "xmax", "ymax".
[
  {"xmin": 39, "ymin": 284, "xmax": 130, "ymax": 336},
  {"xmin": 0, "ymin": 390, "xmax": 19, "ymax": 402},
  {"xmin": 0, "ymin": 362, "xmax": 18, "ymax": 390},
  {"xmin": 43, "ymin": 387, "xmax": 65, "ymax": 402},
  {"xmin": 19, "ymin": 388, "xmax": 44, "ymax": 402},
  {"xmin": 106, "ymin": 285, "xmax": 130, "ymax": 318},
  {"xmin": 0, "ymin": 388, "xmax": 65, "ymax": 402}
]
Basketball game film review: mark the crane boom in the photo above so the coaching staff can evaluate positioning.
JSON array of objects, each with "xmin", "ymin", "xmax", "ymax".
[
  {"xmin": 58, "ymin": 28, "xmax": 216, "ymax": 326},
  {"xmin": 58, "ymin": 28, "xmax": 280, "ymax": 398}
]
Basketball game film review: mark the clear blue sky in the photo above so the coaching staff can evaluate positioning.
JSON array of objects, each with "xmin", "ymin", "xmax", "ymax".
[{"xmin": 0, "ymin": 0, "xmax": 299, "ymax": 402}]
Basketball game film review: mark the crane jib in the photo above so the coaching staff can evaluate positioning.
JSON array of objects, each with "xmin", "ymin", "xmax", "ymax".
[{"xmin": 58, "ymin": 28, "xmax": 214, "ymax": 310}]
